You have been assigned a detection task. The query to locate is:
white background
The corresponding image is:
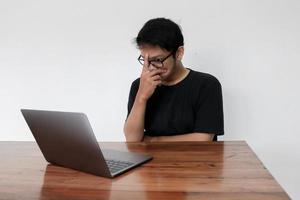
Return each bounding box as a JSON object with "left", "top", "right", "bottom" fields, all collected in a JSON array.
[{"left": 1, "top": 0, "right": 299, "bottom": 198}]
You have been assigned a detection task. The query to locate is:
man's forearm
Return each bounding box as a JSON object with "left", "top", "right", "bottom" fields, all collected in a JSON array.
[
  {"left": 124, "top": 95, "right": 147, "bottom": 142},
  {"left": 144, "top": 133, "right": 215, "bottom": 142}
]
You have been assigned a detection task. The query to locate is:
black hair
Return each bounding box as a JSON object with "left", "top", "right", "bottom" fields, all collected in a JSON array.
[{"left": 135, "top": 18, "right": 184, "bottom": 55}]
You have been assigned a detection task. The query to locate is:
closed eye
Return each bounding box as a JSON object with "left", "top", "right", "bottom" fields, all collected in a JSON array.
[{"left": 150, "top": 58, "right": 163, "bottom": 62}]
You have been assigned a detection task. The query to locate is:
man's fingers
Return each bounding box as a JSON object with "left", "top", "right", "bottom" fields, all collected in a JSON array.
[
  {"left": 150, "top": 75, "right": 161, "bottom": 81},
  {"left": 149, "top": 68, "right": 165, "bottom": 76},
  {"left": 143, "top": 54, "right": 149, "bottom": 69},
  {"left": 153, "top": 80, "right": 162, "bottom": 86},
  {"left": 142, "top": 65, "right": 148, "bottom": 72}
]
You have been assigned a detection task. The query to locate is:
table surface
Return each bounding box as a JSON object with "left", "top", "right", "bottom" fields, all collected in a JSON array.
[{"left": 0, "top": 141, "right": 290, "bottom": 200}]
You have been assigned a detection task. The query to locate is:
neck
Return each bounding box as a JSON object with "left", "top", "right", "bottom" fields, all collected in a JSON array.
[{"left": 162, "top": 62, "right": 189, "bottom": 86}]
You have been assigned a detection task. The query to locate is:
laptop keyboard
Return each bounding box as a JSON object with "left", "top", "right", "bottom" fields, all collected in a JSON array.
[{"left": 105, "top": 159, "right": 134, "bottom": 174}]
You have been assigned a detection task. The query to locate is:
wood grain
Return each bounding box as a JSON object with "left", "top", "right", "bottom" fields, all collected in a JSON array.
[{"left": 0, "top": 141, "right": 290, "bottom": 200}]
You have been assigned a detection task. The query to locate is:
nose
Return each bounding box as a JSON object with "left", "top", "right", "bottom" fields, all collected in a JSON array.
[{"left": 148, "top": 64, "right": 158, "bottom": 71}]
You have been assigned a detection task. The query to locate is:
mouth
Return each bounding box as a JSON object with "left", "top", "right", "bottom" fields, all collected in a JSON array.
[{"left": 161, "top": 69, "right": 168, "bottom": 75}]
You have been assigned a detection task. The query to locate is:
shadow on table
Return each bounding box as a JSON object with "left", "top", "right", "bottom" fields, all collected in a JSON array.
[{"left": 39, "top": 164, "right": 112, "bottom": 200}]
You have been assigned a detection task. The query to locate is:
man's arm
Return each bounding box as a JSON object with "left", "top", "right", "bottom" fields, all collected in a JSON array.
[
  {"left": 124, "top": 55, "right": 165, "bottom": 142},
  {"left": 144, "top": 133, "right": 215, "bottom": 142},
  {"left": 124, "top": 96, "right": 147, "bottom": 142}
]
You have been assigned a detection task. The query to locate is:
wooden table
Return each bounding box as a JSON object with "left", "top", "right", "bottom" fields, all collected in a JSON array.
[{"left": 0, "top": 141, "right": 290, "bottom": 200}]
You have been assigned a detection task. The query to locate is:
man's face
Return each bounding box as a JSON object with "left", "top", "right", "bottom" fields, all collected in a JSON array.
[{"left": 139, "top": 44, "right": 176, "bottom": 81}]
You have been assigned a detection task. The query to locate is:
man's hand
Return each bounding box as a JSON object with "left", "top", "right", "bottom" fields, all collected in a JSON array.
[
  {"left": 143, "top": 135, "right": 158, "bottom": 142},
  {"left": 143, "top": 133, "right": 215, "bottom": 142},
  {"left": 136, "top": 54, "right": 167, "bottom": 101}
]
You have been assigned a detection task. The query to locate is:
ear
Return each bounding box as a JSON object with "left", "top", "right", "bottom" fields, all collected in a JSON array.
[{"left": 176, "top": 46, "right": 184, "bottom": 61}]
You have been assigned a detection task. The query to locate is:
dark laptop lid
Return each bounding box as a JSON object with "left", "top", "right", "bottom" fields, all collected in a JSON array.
[{"left": 21, "top": 109, "right": 112, "bottom": 177}]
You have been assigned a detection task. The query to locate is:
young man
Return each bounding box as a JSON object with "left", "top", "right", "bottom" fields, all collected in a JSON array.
[{"left": 124, "top": 18, "right": 224, "bottom": 142}]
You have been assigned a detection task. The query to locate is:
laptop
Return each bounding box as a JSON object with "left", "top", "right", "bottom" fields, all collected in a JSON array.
[{"left": 21, "top": 109, "right": 152, "bottom": 178}]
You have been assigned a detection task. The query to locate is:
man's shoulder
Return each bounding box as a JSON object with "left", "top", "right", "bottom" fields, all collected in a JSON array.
[
  {"left": 130, "top": 78, "right": 140, "bottom": 90},
  {"left": 189, "top": 69, "right": 221, "bottom": 87}
]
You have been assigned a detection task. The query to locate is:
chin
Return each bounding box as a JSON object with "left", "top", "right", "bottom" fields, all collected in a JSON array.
[
  {"left": 161, "top": 69, "right": 169, "bottom": 76},
  {"left": 160, "top": 73, "right": 169, "bottom": 80}
]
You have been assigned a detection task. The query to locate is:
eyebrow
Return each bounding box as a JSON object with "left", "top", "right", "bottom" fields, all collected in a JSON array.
[{"left": 141, "top": 55, "right": 164, "bottom": 60}]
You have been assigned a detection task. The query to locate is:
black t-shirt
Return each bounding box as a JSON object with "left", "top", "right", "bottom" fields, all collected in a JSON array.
[{"left": 126, "top": 68, "right": 224, "bottom": 141}]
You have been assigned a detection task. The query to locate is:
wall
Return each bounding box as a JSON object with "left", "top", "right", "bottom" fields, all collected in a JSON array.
[{"left": 1, "top": 0, "right": 299, "bottom": 198}]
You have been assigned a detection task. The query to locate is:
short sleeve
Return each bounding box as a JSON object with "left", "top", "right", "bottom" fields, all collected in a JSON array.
[
  {"left": 126, "top": 79, "right": 140, "bottom": 119},
  {"left": 193, "top": 78, "right": 224, "bottom": 136}
]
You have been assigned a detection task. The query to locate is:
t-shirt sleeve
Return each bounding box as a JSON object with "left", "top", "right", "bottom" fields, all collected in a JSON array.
[
  {"left": 126, "top": 79, "right": 139, "bottom": 120},
  {"left": 193, "top": 78, "right": 224, "bottom": 136}
]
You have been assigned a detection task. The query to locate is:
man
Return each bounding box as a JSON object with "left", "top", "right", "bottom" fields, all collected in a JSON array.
[{"left": 124, "top": 18, "right": 224, "bottom": 142}]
